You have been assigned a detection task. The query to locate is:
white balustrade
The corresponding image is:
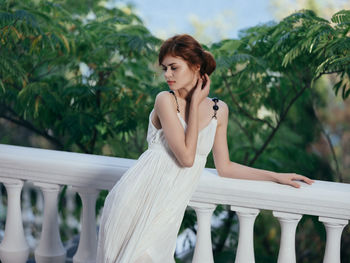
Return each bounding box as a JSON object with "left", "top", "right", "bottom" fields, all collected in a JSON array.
[
  {"left": 72, "top": 187, "right": 99, "bottom": 263},
  {"left": 33, "top": 182, "right": 66, "bottom": 263},
  {"left": 0, "top": 178, "right": 29, "bottom": 263},
  {"left": 230, "top": 206, "right": 260, "bottom": 263},
  {"left": 0, "top": 144, "right": 349, "bottom": 262},
  {"left": 189, "top": 201, "right": 216, "bottom": 263},
  {"left": 319, "top": 217, "right": 348, "bottom": 263},
  {"left": 273, "top": 211, "right": 302, "bottom": 263}
]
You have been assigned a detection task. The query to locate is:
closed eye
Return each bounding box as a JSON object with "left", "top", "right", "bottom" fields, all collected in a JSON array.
[{"left": 161, "top": 67, "right": 177, "bottom": 71}]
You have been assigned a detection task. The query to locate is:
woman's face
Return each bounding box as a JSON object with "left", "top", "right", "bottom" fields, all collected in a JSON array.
[{"left": 161, "top": 55, "right": 200, "bottom": 91}]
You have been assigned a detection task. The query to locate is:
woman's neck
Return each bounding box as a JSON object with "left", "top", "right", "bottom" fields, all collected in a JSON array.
[{"left": 177, "top": 87, "right": 193, "bottom": 102}]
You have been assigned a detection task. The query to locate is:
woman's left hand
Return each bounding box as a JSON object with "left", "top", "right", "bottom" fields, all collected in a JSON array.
[{"left": 274, "top": 173, "right": 314, "bottom": 188}]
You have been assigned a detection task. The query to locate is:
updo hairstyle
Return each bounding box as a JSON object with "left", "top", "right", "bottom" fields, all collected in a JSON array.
[{"left": 158, "top": 34, "right": 216, "bottom": 76}]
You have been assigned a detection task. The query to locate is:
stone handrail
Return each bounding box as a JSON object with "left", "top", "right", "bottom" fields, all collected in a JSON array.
[{"left": 0, "top": 143, "right": 349, "bottom": 263}]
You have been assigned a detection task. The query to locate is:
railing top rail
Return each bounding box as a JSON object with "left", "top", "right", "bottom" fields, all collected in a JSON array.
[{"left": 1, "top": 143, "right": 349, "bottom": 220}]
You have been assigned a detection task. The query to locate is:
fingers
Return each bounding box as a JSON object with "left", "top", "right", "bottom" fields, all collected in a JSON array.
[
  {"left": 303, "top": 177, "right": 314, "bottom": 185},
  {"left": 202, "top": 74, "right": 210, "bottom": 92},
  {"left": 280, "top": 173, "right": 314, "bottom": 188},
  {"left": 294, "top": 174, "right": 315, "bottom": 185},
  {"left": 290, "top": 181, "right": 301, "bottom": 188},
  {"left": 195, "top": 77, "right": 203, "bottom": 90},
  {"left": 205, "top": 74, "right": 211, "bottom": 87},
  {"left": 195, "top": 74, "right": 210, "bottom": 93}
]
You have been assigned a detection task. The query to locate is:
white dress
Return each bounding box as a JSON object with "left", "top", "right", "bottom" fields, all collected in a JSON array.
[{"left": 96, "top": 102, "right": 218, "bottom": 263}]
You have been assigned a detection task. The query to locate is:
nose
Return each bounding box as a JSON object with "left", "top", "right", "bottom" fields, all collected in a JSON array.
[{"left": 164, "top": 67, "right": 172, "bottom": 78}]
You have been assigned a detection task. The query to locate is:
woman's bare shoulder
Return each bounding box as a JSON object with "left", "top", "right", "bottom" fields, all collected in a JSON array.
[
  {"left": 218, "top": 99, "right": 228, "bottom": 113},
  {"left": 154, "top": 91, "right": 176, "bottom": 116},
  {"left": 155, "top": 90, "right": 172, "bottom": 103},
  {"left": 154, "top": 91, "right": 175, "bottom": 113}
]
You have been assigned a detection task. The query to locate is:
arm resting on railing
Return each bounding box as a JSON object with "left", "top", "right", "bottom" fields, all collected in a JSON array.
[
  {"left": 217, "top": 161, "right": 313, "bottom": 188},
  {"left": 211, "top": 101, "right": 314, "bottom": 188}
]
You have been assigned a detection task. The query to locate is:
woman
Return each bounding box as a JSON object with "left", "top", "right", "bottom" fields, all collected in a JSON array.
[{"left": 96, "top": 34, "right": 314, "bottom": 263}]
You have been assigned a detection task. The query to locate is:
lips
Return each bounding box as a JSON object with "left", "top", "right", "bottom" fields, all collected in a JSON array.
[{"left": 167, "top": 81, "right": 175, "bottom": 85}]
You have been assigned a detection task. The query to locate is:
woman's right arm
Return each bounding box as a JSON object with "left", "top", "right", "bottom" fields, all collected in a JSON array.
[{"left": 154, "top": 76, "right": 210, "bottom": 167}]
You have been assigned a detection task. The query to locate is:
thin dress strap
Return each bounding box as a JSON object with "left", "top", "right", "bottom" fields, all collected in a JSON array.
[
  {"left": 211, "top": 97, "right": 219, "bottom": 119},
  {"left": 169, "top": 90, "right": 180, "bottom": 113},
  {"left": 169, "top": 90, "right": 219, "bottom": 118}
]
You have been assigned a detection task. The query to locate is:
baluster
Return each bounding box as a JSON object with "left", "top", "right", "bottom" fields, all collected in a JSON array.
[
  {"left": 0, "top": 178, "right": 29, "bottom": 263},
  {"left": 319, "top": 217, "right": 348, "bottom": 263},
  {"left": 72, "top": 187, "right": 99, "bottom": 263},
  {"left": 273, "top": 211, "right": 302, "bottom": 263},
  {"left": 189, "top": 201, "right": 216, "bottom": 263},
  {"left": 33, "top": 182, "right": 66, "bottom": 263},
  {"left": 231, "top": 206, "right": 260, "bottom": 263}
]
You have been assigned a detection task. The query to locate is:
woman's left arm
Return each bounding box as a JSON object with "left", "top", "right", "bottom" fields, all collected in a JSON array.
[{"left": 212, "top": 100, "right": 314, "bottom": 188}]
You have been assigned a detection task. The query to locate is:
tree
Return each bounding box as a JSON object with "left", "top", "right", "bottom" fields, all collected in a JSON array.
[
  {"left": 0, "top": 0, "right": 163, "bottom": 252},
  {"left": 0, "top": 0, "right": 161, "bottom": 156},
  {"left": 203, "top": 9, "right": 349, "bottom": 262}
]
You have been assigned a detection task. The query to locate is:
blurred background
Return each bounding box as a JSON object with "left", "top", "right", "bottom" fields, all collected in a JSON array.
[
  {"left": 0, "top": 0, "right": 349, "bottom": 262},
  {"left": 125, "top": 0, "right": 350, "bottom": 41}
]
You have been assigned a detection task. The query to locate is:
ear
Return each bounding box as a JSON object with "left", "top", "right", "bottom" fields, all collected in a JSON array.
[
  {"left": 192, "top": 64, "right": 200, "bottom": 78},
  {"left": 195, "top": 64, "right": 200, "bottom": 72}
]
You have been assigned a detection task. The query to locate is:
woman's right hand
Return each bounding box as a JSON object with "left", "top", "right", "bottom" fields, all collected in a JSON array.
[{"left": 191, "top": 74, "right": 210, "bottom": 107}]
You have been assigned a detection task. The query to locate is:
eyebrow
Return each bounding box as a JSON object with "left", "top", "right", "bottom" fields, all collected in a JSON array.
[{"left": 161, "top": 63, "right": 177, "bottom": 67}]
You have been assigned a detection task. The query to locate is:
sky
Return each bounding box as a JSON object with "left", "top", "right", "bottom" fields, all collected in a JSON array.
[
  {"left": 113, "top": 0, "right": 350, "bottom": 44},
  {"left": 124, "top": 0, "right": 273, "bottom": 43}
]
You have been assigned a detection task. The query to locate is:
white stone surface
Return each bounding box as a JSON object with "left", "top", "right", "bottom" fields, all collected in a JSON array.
[
  {"left": 0, "top": 178, "right": 29, "bottom": 263},
  {"left": 319, "top": 217, "right": 348, "bottom": 263},
  {"left": 231, "top": 206, "right": 260, "bottom": 263},
  {"left": 0, "top": 143, "right": 350, "bottom": 262},
  {"left": 72, "top": 187, "right": 99, "bottom": 263},
  {"left": 273, "top": 211, "right": 302, "bottom": 263},
  {"left": 189, "top": 201, "right": 216, "bottom": 263},
  {"left": 33, "top": 182, "right": 66, "bottom": 263}
]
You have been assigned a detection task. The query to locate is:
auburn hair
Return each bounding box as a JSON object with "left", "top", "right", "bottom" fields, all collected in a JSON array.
[{"left": 158, "top": 34, "right": 216, "bottom": 76}]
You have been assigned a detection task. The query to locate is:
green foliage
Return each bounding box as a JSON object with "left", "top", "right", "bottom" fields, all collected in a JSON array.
[
  {"left": 275, "top": 9, "right": 350, "bottom": 99},
  {"left": 204, "top": 9, "right": 349, "bottom": 262},
  {"left": 0, "top": 0, "right": 162, "bottom": 155}
]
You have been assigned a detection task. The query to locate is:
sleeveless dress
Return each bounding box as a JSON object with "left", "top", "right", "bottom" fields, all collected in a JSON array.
[{"left": 96, "top": 98, "right": 218, "bottom": 263}]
